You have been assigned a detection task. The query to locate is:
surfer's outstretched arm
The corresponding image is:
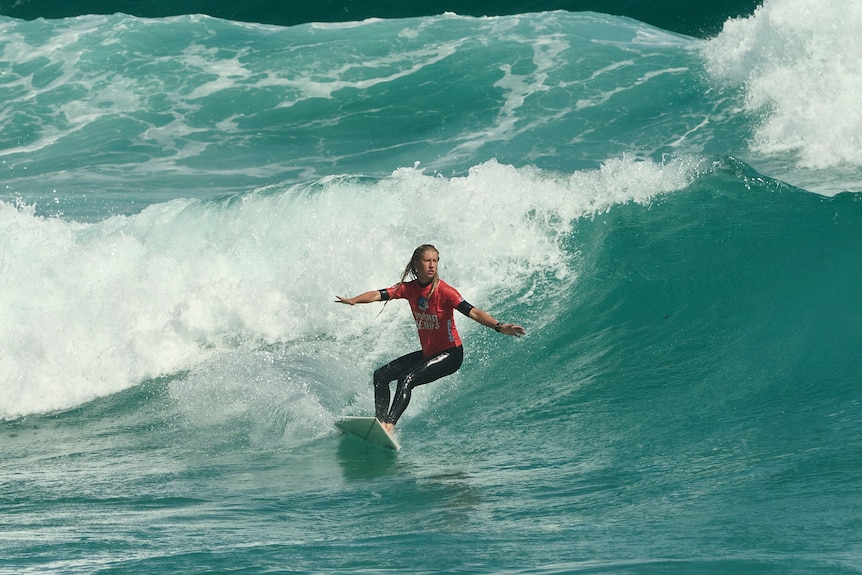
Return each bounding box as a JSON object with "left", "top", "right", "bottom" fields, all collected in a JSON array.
[
  {"left": 467, "top": 306, "right": 526, "bottom": 337},
  {"left": 335, "top": 290, "right": 382, "bottom": 305}
]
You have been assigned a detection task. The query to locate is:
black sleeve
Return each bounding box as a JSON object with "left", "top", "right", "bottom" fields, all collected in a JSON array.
[
  {"left": 456, "top": 300, "right": 474, "bottom": 316},
  {"left": 379, "top": 289, "right": 390, "bottom": 301}
]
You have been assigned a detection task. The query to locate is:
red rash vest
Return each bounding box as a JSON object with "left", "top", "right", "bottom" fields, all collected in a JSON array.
[{"left": 384, "top": 279, "right": 465, "bottom": 357}]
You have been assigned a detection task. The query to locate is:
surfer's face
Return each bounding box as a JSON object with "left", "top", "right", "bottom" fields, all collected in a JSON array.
[{"left": 414, "top": 250, "right": 438, "bottom": 283}]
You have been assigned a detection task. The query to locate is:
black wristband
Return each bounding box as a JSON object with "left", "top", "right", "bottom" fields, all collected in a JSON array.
[{"left": 494, "top": 322, "right": 503, "bottom": 332}]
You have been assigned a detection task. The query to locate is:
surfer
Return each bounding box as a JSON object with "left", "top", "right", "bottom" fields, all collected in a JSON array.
[{"left": 335, "top": 244, "right": 525, "bottom": 434}]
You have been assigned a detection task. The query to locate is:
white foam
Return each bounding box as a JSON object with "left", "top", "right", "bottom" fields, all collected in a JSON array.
[
  {"left": 703, "top": 0, "right": 862, "bottom": 173},
  {"left": 0, "top": 156, "right": 702, "bottom": 419}
]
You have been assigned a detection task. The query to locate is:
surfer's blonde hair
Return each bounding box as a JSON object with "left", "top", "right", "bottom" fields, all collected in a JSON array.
[
  {"left": 399, "top": 244, "right": 440, "bottom": 298},
  {"left": 377, "top": 244, "right": 440, "bottom": 319}
]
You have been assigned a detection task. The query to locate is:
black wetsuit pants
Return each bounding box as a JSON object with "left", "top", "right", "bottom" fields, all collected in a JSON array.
[{"left": 374, "top": 345, "right": 464, "bottom": 425}]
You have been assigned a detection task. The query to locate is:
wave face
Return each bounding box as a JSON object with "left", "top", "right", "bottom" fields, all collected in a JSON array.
[{"left": 2, "top": 3, "right": 862, "bottom": 574}]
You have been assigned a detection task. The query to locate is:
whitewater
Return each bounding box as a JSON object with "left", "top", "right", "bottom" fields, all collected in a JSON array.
[{"left": 2, "top": 0, "right": 861, "bottom": 573}]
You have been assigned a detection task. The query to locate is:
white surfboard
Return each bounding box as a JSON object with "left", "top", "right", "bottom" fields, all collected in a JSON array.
[{"left": 335, "top": 416, "right": 400, "bottom": 452}]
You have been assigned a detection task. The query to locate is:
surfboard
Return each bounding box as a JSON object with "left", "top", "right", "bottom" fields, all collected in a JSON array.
[{"left": 334, "top": 416, "right": 400, "bottom": 452}]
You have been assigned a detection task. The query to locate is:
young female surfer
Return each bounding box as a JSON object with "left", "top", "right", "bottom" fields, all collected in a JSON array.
[{"left": 335, "top": 244, "right": 526, "bottom": 434}]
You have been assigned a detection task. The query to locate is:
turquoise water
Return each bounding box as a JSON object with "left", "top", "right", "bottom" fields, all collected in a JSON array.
[{"left": 2, "top": 1, "right": 862, "bottom": 573}]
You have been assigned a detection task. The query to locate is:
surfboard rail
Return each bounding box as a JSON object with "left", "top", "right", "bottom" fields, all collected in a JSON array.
[{"left": 335, "top": 416, "right": 400, "bottom": 451}]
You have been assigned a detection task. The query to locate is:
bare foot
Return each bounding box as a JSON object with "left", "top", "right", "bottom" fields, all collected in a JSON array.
[{"left": 379, "top": 421, "right": 395, "bottom": 435}]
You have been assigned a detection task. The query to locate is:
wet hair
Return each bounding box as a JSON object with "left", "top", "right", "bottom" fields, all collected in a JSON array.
[
  {"left": 378, "top": 244, "right": 440, "bottom": 318},
  {"left": 398, "top": 244, "right": 440, "bottom": 298}
]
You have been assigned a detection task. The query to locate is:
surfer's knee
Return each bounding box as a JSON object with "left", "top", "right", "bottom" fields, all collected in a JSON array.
[
  {"left": 394, "top": 377, "right": 413, "bottom": 400},
  {"left": 373, "top": 367, "right": 392, "bottom": 389}
]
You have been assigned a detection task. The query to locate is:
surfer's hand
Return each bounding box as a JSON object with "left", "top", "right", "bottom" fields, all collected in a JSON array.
[
  {"left": 335, "top": 291, "right": 381, "bottom": 305},
  {"left": 500, "top": 323, "right": 526, "bottom": 337}
]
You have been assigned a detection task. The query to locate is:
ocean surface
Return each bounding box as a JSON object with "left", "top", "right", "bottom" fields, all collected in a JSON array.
[{"left": 2, "top": 0, "right": 862, "bottom": 573}]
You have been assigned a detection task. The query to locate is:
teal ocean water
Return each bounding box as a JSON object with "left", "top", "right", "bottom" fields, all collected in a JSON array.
[{"left": 2, "top": 0, "right": 862, "bottom": 573}]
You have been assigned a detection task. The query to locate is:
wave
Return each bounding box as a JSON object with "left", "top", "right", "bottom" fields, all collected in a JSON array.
[
  {"left": 5, "top": 155, "right": 861, "bottom": 426},
  {"left": 3, "top": 2, "right": 860, "bottom": 202},
  {"left": 0, "top": 10, "right": 736, "bottom": 221},
  {"left": 2, "top": 1, "right": 861, "bottom": 424},
  {"left": 0, "top": 0, "right": 762, "bottom": 38},
  {"left": 0, "top": 156, "right": 702, "bottom": 419}
]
